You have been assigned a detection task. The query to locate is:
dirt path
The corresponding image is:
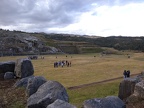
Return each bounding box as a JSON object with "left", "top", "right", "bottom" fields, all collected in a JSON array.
[{"left": 67, "top": 73, "right": 140, "bottom": 90}]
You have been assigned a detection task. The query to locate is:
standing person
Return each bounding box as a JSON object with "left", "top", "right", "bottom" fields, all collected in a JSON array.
[
  {"left": 67, "top": 62, "right": 69, "bottom": 67},
  {"left": 61, "top": 62, "right": 64, "bottom": 67},
  {"left": 127, "top": 70, "right": 130, "bottom": 77},
  {"left": 123, "top": 70, "right": 127, "bottom": 78}
]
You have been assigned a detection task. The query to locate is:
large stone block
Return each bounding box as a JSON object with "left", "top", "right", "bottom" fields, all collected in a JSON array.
[
  {"left": 27, "top": 80, "right": 69, "bottom": 108},
  {"left": 118, "top": 78, "right": 138, "bottom": 100},
  {"left": 47, "top": 99, "right": 77, "bottom": 108},
  {"left": 82, "top": 96, "right": 125, "bottom": 108},
  {"left": 14, "top": 58, "right": 34, "bottom": 78},
  {"left": 0, "top": 61, "right": 15, "bottom": 74},
  {"left": 4, "top": 72, "right": 14, "bottom": 79},
  {"left": 26, "top": 76, "right": 47, "bottom": 97},
  {"left": 14, "top": 75, "right": 34, "bottom": 88}
]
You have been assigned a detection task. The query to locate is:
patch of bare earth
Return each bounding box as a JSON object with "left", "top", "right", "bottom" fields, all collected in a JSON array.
[{"left": 0, "top": 78, "right": 27, "bottom": 108}]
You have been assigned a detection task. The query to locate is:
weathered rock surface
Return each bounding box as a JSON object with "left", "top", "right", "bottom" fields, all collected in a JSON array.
[
  {"left": 118, "top": 78, "right": 138, "bottom": 100},
  {"left": 0, "top": 73, "right": 5, "bottom": 79},
  {"left": 14, "top": 58, "right": 34, "bottom": 78},
  {"left": 118, "top": 73, "right": 144, "bottom": 108},
  {"left": 26, "top": 76, "right": 47, "bottom": 97},
  {"left": 126, "top": 80, "right": 144, "bottom": 108},
  {"left": 47, "top": 99, "right": 77, "bottom": 108},
  {"left": 27, "top": 80, "right": 69, "bottom": 108},
  {"left": 0, "top": 29, "right": 61, "bottom": 56},
  {"left": 133, "top": 80, "right": 144, "bottom": 99},
  {"left": 0, "top": 61, "right": 15, "bottom": 74},
  {"left": 82, "top": 96, "right": 125, "bottom": 108},
  {"left": 14, "top": 75, "right": 34, "bottom": 88},
  {"left": 4, "top": 72, "right": 14, "bottom": 79}
]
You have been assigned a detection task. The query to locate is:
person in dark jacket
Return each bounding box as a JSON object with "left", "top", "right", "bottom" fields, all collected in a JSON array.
[
  {"left": 123, "top": 70, "right": 127, "bottom": 78},
  {"left": 127, "top": 70, "right": 130, "bottom": 77}
]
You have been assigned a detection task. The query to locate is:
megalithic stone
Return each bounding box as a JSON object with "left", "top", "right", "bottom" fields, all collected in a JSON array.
[{"left": 14, "top": 58, "right": 34, "bottom": 78}]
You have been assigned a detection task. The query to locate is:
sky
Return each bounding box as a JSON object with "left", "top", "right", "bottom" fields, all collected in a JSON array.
[{"left": 0, "top": 0, "right": 144, "bottom": 37}]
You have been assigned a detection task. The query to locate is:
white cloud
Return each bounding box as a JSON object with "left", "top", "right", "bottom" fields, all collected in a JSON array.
[
  {"left": 0, "top": 0, "right": 144, "bottom": 36},
  {"left": 50, "top": 2, "right": 144, "bottom": 36}
]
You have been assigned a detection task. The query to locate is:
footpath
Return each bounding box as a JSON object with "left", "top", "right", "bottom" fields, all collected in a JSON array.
[{"left": 68, "top": 73, "right": 140, "bottom": 90}]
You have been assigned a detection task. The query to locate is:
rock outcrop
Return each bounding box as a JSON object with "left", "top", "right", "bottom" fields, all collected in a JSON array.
[{"left": 0, "top": 29, "right": 61, "bottom": 56}]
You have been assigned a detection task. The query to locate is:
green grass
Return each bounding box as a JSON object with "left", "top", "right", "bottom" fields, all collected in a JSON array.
[
  {"left": 68, "top": 80, "right": 121, "bottom": 108},
  {"left": 81, "top": 47, "right": 104, "bottom": 53},
  {"left": 0, "top": 52, "right": 144, "bottom": 107}
]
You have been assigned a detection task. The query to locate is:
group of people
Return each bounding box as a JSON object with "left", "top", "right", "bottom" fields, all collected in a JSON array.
[
  {"left": 123, "top": 70, "right": 130, "bottom": 78},
  {"left": 54, "top": 60, "right": 71, "bottom": 68}
]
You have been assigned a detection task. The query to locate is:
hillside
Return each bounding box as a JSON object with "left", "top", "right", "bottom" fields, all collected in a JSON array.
[
  {"left": 36, "top": 32, "right": 144, "bottom": 52},
  {"left": 93, "top": 36, "right": 144, "bottom": 51},
  {"left": 0, "top": 29, "right": 61, "bottom": 56},
  {"left": 1, "top": 29, "right": 144, "bottom": 56},
  {"left": 0, "top": 29, "right": 103, "bottom": 55}
]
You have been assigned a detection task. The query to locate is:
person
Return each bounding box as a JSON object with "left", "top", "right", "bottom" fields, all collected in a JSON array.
[
  {"left": 67, "top": 62, "right": 69, "bottom": 67},
  {"left": 69, "top": 61, "right": 71, "bottom": 67},
  {"left": 54, "top": 62, "right": 56, "bottom": 68},
  {"left": 61, "top": 62, "right": 64, "bottom": 67},
  {"left": 127, "top": 70, "right": 130, "bottom": 77},
  {"left": 123, "top": 70, "right": 127, "bottom": 78}
]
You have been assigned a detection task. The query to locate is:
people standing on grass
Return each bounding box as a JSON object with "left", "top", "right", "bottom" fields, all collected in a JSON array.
[
  {"left": 54, "top": 60, "right": 71, "bottom": 68},
  {"left": 123, "top": 70, "right": 131, "bottom": 78}
]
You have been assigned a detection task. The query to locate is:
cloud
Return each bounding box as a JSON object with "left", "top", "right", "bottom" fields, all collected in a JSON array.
[
  {"left": 0, "top": 0, "right": 144, "bottom": 36},
  {"left": 0, "top": 0, "right": 94, "bottom": 28}
]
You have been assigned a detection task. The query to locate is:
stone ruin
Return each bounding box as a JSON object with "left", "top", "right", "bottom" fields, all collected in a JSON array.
[
  {"left": 0, "top": 58, "right": 76, "bottom": 108},
  {"left": 118, "top": 72, "right": 144, "bottom": 108},
  {"left": 1, "top": 58, "right": 144, "bottom": 108}
]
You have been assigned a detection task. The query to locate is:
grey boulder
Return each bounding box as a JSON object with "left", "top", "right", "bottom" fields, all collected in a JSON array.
[
  {"left": 26, "top": 76, "right": 47, "bottom": 97},
  {"left": 4, "top": 72, "right": 14, "bottom": 79},
  {"left": 82, "top": 96, "right": 125, "bottom": 108},
  {"left": 14, "top": 75, "right": 34, "bottom": 88},
  {"left": 27, "top": 80, "right": 69, "bottom": 108},
  {"left": 47, "top": 99, "right": 77, "bottom": 108},
  {"left": 14, "top": 58, "right": 34, "bottom": 78},
  {"left": 0, "top": 61, "right": 15, "bottom": 78}
]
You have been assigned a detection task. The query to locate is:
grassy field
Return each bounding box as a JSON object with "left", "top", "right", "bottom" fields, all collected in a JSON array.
[{"left": 0, "top": 52, "right": 144, "bottom": 107}]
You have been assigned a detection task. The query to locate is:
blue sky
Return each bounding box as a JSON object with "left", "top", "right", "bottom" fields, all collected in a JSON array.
[{"left": 0, "top": 0, "right": 144, "bottom": 36}]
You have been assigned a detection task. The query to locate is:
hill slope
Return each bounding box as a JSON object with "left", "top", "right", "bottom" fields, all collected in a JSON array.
[{"left": 1, "top": 29, "right": 144, "bottom": 56}]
